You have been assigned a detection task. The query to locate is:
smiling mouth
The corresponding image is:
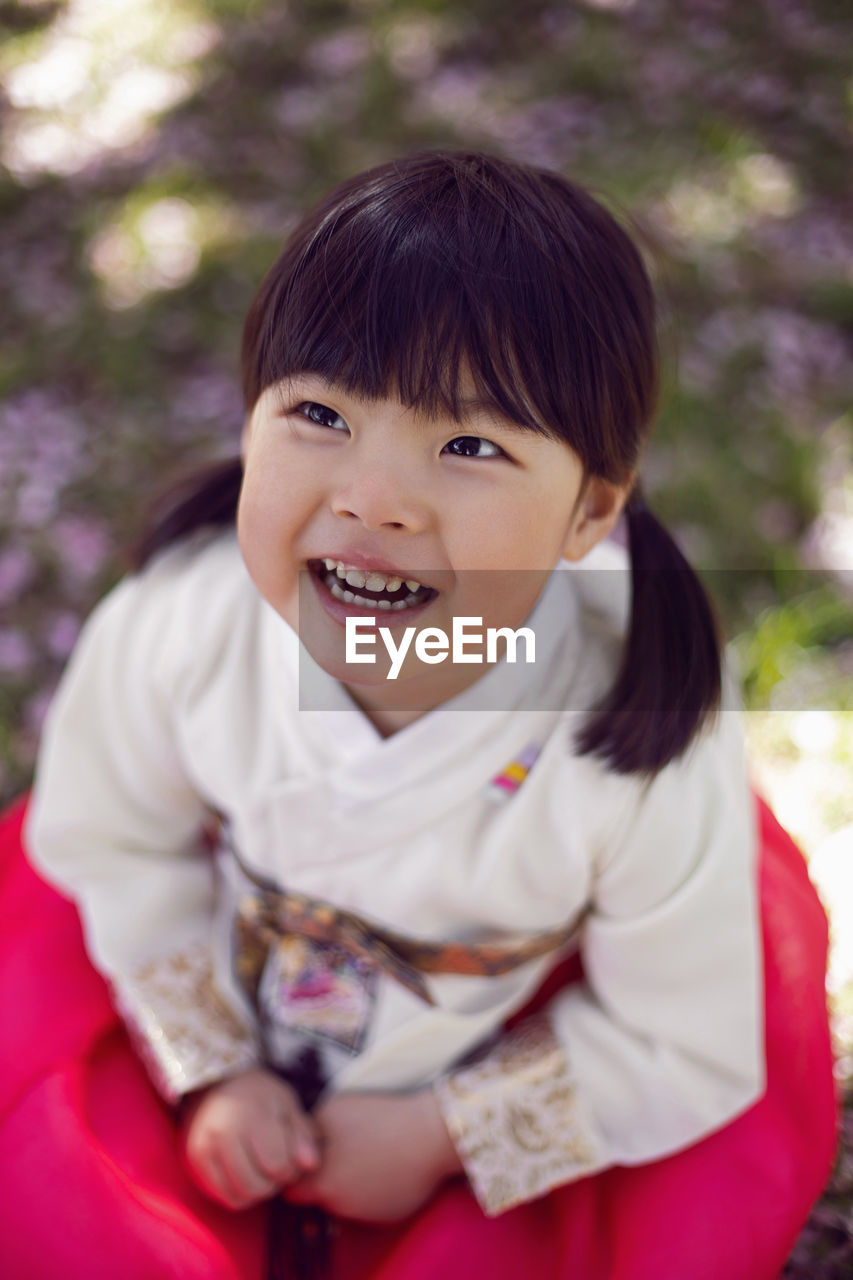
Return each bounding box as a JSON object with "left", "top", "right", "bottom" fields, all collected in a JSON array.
[{"left": 308, "top": 559, "right": 436, "bottom": 612}]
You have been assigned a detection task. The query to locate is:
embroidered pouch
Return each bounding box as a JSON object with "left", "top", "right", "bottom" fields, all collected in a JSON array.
[{"left": 256, "top": 933, "right": 377, "bottom": 1054}]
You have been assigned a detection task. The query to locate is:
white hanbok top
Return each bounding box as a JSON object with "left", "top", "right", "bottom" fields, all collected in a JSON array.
[{"left": 25, "top": 528, "right": 764, "bottom": 1215}]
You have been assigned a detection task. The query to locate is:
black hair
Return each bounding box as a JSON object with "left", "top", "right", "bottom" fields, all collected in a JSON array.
[{"left": 127, "top": 150, "right": 722, "bottom": 777}]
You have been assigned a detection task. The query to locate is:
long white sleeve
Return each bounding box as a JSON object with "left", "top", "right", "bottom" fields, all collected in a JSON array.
[
  {"left": 435, "top": 706, "right": 764, "bottom": 1215},
  {"left": 24, "top": 549, "right": 260, "bottom": 1102}
]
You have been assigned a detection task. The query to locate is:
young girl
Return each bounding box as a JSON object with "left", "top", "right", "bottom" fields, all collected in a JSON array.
[{"left": 2, "top": 151, "right": 837, "bottom": 1280}]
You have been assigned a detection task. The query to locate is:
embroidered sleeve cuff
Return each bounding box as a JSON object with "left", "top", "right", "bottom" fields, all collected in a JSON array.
[
  {"left": 434, "top": 1012, "right": 604, "bottom": 1215},
  {"left": 112, "top": 939, "right": 261, "bottom": 1104}
]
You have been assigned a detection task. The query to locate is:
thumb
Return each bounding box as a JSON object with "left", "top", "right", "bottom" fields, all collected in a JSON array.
[{"left": 291, "top": 1112, "right": 322, "bottom": 1170}]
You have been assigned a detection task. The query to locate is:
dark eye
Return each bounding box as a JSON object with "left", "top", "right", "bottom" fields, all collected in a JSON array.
[
  {"left": 299, "top": 401, "right": 348, "bottom": 431},
  {"left": 442, "top": 436, "right": 504, "bottom": 459}
]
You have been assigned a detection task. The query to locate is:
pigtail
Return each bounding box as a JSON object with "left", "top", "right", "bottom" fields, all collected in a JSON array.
[
  {"left": 574, "top": 487, "right": 723, "bottom": 777},
  {"left": 123, "top": 456, "right": 243, "bottom": 573}
]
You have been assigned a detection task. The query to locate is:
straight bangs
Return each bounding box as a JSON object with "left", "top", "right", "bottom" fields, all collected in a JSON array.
[
  {"left": 136, "top": 152, "right": 717, "bottom": 777},
  {"left": 241, "top": 153, "right": 658, "bottom": 481}
]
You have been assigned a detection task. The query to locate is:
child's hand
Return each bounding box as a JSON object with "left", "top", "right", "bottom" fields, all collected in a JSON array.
[
  {"left": 180, "top": 1068, "right": 321, "bottom": 1210},
  {"left": 283, "top": 1089, "right": 463, "bottom": 1223}
]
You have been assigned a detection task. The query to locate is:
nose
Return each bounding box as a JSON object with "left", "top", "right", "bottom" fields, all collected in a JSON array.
[{"left": 330, "top": 449, "right": 429, "bottom": 533}]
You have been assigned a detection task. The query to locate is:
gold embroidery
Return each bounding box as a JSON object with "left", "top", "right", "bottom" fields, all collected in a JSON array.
[
  {"left": 434, "top": 1013, "right": 602, "bottom": 1216},
  {"left": 114, "top": 940, "right": 259, "bottom": 1103},
  {"left": 506, "top": 1103, "right": 551, "bottom": 1153}
]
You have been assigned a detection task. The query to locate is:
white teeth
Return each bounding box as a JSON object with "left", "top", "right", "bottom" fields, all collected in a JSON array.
[
  {"left": 326, "top": 575, "right": 424, "bottom": 611},
  {"left": 323, "top": 561, "right": 424, "bottom": 593},
  {"left": 322, "top": 561, "right": 428, "bottom": 602}
]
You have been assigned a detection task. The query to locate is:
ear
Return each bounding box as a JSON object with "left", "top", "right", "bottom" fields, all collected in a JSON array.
[{"left": 562, "top": 475, "right": 632, "bottom": 563}]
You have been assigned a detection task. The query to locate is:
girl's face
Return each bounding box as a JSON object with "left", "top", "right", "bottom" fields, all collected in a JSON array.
[{"left": 238, "top": 375, "right": 629, "bottom": 731}]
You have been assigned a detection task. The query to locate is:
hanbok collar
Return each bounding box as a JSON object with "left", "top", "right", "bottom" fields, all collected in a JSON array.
[{"left": 243, "top": 565, "right": 587, "bottom": 875}]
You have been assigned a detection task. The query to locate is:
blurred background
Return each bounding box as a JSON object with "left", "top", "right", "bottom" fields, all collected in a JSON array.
[{"left": 0, "top": 0, "right": 851, "bottom": 1269}]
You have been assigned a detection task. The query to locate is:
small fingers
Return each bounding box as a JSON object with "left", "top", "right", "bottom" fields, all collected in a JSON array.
[
  {"left": 181, "top": 1075, "right": 322, "bottom": 1210},
  {"left": 188, "top": 1148, "right": 257, "bottom": 1211},
  {"left": 223, "top": 1136, "right": 281, "bottom": 1206},
  {"left": 185, "top": 1134, "right": 277, "bottom": 1210},
  {"left": 290, "top": 1109, "right": 322, "bottom": 1171},
  {"left": 250, "top": 1112, "right": 320, "bottom": 1184}
]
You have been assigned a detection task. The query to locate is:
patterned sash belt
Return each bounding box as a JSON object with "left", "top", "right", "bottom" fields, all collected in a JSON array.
[{"left": 230, "top": 843, "right": 586, "bottom": 1055}]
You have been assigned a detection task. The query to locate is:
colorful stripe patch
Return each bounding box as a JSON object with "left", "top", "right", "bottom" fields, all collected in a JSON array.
[{"left": 489, "top": 744, "right": 541, "bottom": 798}]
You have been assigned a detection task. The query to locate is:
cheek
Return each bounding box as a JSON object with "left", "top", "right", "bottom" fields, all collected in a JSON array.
[
  {"left": 237, "top": 464, "right": 271, "bottom": 543},
  {"left": 453, "top": 501, "right": 567, "bottom": 571},
  {"left": 238, "top": 446, "right": 299, "bottom": 535},
  {"left": 236, "top": 469, "right": 297, "bottom": 597}
]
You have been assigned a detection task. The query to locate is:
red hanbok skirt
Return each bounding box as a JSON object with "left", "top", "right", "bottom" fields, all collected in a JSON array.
[{"left": 0, "top": 791, "right": 838, "bottom": 1280}]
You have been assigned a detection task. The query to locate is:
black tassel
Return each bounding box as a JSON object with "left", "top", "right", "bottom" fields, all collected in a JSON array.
[
  {"left": 267, "top": 1046, "right": 335, "bottom": 1280},
  {"left": 269, "top": 1201, "right": 335, "bottom": 1280}
]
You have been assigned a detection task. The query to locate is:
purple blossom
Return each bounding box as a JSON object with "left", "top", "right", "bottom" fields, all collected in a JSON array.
[
  {"left": 0, "top": 390, "right": 85, "bottom": 459},
  {"left": 0, "top": 629, "right": 33, "bottom": 675},
  {"left": 692, "top": 307, "right": 850, "bottom": 402},
  {"left": 0, "top": 545, "right": 36, "bottom": 606},
  {"left": 0, "top": 390, "right": 88, "bottom": 516},
  {"left": 43, "top": 611, "right": 81, "bottom": 660},
  {"left": 753, "top": 209, "right": 853, "bottom": 279},
  {"left": 680, "top": 347, "right": 716, "bottom": 394},
  {"left": 15, "top": 251, "right": 79, "bottom": 327},
  {"left": 500, "top": 97, "right": 605, "bottom": 169},
  {"left": 151, "top": 118, "right": 212, "bottom": 167},
  {"left": 737, "top": 72, "right": 788, "bottom": 113},
  {"left": 682, "top": 17, "right": 729, "bottom": 52},
  {"left": 16, "top": 479, "right": 60, "bottom": 527},
  {"left": 694, "top": 307, "right": 749, "bottom": 359},
  {"left": 0, "top": 241, "right": 77, "bottom": 328},
  {"left": 635, "top": 49, "right": 694, "bottom": 101},
  {"left": 408, "top": 66, "right": 499, "bottom": 132},
  {"left": 538, "top": 9, "right": 582, "bottom": 47},
  {"left": 759, "top": 309, "right": 850, "bottom": 400},
  {"left": 274, "top": 87, "right": 329, "bottom": 130},
  {"left": 305, "top": 31, "right": 371, "bottom": 76},
  {"left": 49, "top": 515, "right": 111, "bottom": 584},
  {"left": 171, "top": 370, "right": 244, "bottom": 428}
]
